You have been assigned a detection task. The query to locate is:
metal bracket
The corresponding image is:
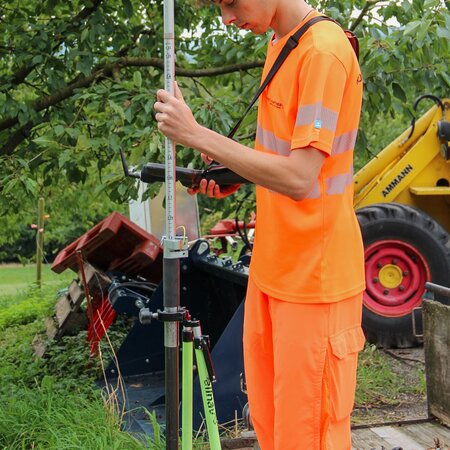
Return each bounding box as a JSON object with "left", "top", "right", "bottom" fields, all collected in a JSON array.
[
  {"left": 163, "top": 236, "right": 188, "bottom": 259},
  {"left": 194, "top": 335, "right": 216, "bottom": 382},
  {"left": 411, "top": 306, "right": 423, "bottom": 338}
]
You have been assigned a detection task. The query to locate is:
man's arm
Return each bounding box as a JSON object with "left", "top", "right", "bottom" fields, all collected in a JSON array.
[{"left": 154, "top": 84, "right": 325, "bottom": 201}]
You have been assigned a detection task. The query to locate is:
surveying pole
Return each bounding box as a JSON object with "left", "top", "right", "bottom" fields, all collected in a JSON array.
[{"left": 162, "top": 0, "right": 186, "bottom": 449}]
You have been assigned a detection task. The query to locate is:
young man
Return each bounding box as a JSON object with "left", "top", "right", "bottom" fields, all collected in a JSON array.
[{"left": 154, "top": 0, "right": 366, "bottom": 448}]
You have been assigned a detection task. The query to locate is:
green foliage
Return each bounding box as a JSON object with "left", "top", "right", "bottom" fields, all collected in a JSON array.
[
  {"left": 0, "top": 286, "right": 55, "bottom": 330},
  {"left": 0, "top": 177, "right": 126, "bottom": 262},
  {"left": 0, "top": 0, "right": 450, "bottom": 221}
]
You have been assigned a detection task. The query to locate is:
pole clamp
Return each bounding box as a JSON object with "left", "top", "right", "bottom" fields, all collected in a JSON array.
[
  {"left": 162, "top": 236, "right": 188, "bottom": 259},
  {"left": 157, "top": 307, "right": 187, "bottom": 323}
]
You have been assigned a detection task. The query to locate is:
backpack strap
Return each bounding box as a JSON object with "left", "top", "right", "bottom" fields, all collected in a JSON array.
[{"left": 226, "top": 16, "right": 358, "bottom": 140}]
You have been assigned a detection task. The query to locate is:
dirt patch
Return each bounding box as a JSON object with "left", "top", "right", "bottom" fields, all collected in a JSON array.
[{"left": 352, "top": 347, "right": 428, "bottom": 426}]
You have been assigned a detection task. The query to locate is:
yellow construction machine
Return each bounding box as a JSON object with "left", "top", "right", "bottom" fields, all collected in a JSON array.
[{"left": 354, "top": 95, "right": 450, "bottom": 347}]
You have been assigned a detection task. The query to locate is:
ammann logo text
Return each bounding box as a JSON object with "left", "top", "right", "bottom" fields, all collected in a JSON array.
[{"left": 382, "top": 164, "right": 413, "bottom": 197}]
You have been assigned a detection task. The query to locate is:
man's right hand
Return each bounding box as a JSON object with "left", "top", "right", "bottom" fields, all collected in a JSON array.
[
  {"left": 188, "top": 178, "right": 240, "bottom": 198},
  {"left": 187, "top": 153, "right": 240, "bottom": 198}
]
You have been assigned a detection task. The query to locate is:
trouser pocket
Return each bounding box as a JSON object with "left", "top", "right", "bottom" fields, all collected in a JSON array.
[{"left": 328, "top": 326, "right": 365, "bottom": 422}]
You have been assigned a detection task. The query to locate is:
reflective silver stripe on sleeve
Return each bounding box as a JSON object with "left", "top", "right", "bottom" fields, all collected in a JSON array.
[
  {"left": 256, "top": 125, "right": 291, "bottom": 156},
  {"left": 295, "top": 102, "right": 338, "bottom": 132},
  {"left": 303, "top": 166, "right": 354, "bottom": 200},
  {"left": 326, "top": 169, "right": 353, "bottom": 195},
  {"left": 331, "top": 129, "right": 358, "bottom": 155}
]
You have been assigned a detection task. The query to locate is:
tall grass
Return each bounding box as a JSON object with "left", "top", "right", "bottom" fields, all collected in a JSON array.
[{"left": 0, "top": 377, "right": 155, "bottom": 450}]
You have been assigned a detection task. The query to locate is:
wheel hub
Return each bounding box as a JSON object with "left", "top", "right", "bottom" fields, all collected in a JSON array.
[
  {"left": 378, "top": 264, "right": 403, "bottom": 289},
  {"left": 364, "top": 240, "right": 430, "bottom": 317}
]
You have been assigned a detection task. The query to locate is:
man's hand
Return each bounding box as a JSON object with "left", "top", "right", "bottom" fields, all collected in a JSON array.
[
  {"left": 187, "top": 152, "right": 240, "bottom": 198},
  {"left": 154, "top": 82, "right": 202, "bottom": 148},
  {"left": 188, "top": 178, "right": 240, "bottom": 198}
]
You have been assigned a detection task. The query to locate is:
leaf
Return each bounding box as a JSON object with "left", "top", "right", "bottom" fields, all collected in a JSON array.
[
  {"left": 403, "top": 20, "right": 421, "bottom": 36},
  {"left": 76, "top": 134, "right": 90, "bottom": 149},
  {"left": 58, "top": 150, "right": 72, "bottom": 167},
  {"left": 65, "top": 128, "right": 81, "bottom": 139},
  {"left": 125, "top": 107, "right": 132, "bottom": 123},
  {"left": 440, "top": 72, "right": 450, "bottom": 88},
  {"left": 392, "top": 83, "right": 407, "bottom": 103},
  {"left": 133, "top": 70, "right": 142, "bottom": 89},
  {"left": 436, "top": 26, "right": 450, "bottom": 40},
  {"left": 32, "top": 55, "right": 43, "bottom": 64},
  {"left": 54, "top": 125, "right": 65, "bottom": 136},
  {"left": 22, "top": 177, "right": 38, "bottom": 195},
  {"left": 3, "top": 179, "right": 18, "bottom": 195},
  {"left": 417, "top": 19, "right": 432, "bottom": 41},
  {"left": 122, "top": 0, "right": 133, "bottom": 18},
  {"left": 33, "top": 136, "right": 58, "bottom": 147},
  {"left": 424, "top": 0, "right": 440, "bottom": 8},
  {"left": 80, "top": 27, "right": 89, "bottom": 43},
  {"left": 108, "top": 100, "right": 125, "bottom": 121}
]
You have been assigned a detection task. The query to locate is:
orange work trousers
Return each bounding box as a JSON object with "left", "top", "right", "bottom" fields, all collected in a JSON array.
[{"left": 243, "top": 277, "right": 365, "bottom": 450}]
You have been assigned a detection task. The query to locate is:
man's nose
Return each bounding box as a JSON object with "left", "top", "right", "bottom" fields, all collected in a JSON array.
[{"left": 221, "top": 8, "right": 237, "bottom": 26}]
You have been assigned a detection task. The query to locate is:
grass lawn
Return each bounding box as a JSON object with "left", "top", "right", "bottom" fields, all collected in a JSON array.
[{"left": 0, "top": 264, "right": 72, "bottom": 298}]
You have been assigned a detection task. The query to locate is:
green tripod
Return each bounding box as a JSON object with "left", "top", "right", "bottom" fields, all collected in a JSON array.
[{"left": 181, "top": 314, "right": 222, "bottom": 450}]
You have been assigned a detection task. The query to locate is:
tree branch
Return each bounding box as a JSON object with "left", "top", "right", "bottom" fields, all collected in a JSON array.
[
  {"left": 72, "top": 0, "right": 103, "bottom": 23},
  {"left": 350, "top": 0, "right": 384, "bottom": 31},
  {"left": 0, "top": 57, "right": 264, "bottom": 133},
  {"left": 1, "top": 121, "right": 36, "bottom": 156}
]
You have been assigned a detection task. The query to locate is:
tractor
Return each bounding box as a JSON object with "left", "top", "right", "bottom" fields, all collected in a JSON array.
[{"left": 354, "top": 95, "right": 450, "bottom": 348}]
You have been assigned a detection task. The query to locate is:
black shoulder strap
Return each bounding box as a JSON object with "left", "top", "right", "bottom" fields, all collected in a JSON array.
[{"left": 227, "top": 16, "right": 336, "bottom": 140}]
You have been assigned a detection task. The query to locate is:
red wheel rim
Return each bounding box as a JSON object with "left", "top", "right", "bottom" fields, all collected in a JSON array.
[{"left": 364, "top": 240, "right": 430, "bottom": 317}]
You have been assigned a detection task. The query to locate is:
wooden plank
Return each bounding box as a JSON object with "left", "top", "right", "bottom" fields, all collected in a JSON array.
[
  {"left": 423, "top": 300, "right": 450, "bottom": 426},
  {"left": 401, "top": 422, "right": 450, "bottom": 448},
  {"left": 398, "top": 423, "right": 436, "bottom": 447},
  {"left": 352, "top": 422, "right": 450, "bottom": 449},
  {"left": 68, "top": 279, "right": 84, "bottom": 309},
  {"left": 371, "top": 425, "right": 425, "bottom": 449},
  {"left": 352, "top": 427, "right": 392, "bottom": 448},
  {"left": 55, "top": 294, "right": 73, "bottom": 326},
  {"left": 430, "top": 405, "right": 450, "bottom": 428},
  {"left": 32, "top": 334, "right": 47, "bottom": 358},
  {"left": 78, "top": 263, "right": 111, "bottom": 292},
  {"left": 45, "top": 317, "right": 58, "bottom": 339},
  {"left": 426, "top": 422, "right": 450, "bottom": 442}
]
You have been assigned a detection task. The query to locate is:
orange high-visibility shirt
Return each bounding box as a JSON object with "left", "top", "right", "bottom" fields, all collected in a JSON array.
[{"left": 250, "top": 12, "right": 365, "bottom": 303}]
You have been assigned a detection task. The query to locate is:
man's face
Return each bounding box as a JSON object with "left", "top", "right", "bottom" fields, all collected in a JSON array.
[{"left": 214, "top": 0, "right": 275, "bottom": 35}]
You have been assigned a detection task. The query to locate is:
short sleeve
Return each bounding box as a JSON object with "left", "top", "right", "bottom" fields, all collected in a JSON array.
[{"left": 291, "top": 51, "right": 348, "bottom": 155}]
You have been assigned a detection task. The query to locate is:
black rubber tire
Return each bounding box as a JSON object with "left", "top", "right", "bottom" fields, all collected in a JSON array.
[{"left": 356, "top": 203, "right": 450, "bottom": 348}]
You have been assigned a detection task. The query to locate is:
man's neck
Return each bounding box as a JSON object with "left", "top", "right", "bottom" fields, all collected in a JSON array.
[{"left": 271, "top": 0, "right": 313, "bottom": 39}]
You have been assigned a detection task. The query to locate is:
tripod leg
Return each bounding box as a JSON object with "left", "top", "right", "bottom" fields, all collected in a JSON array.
[
  {"left": 194, "top": 339, "right": 222, "bottom": 450},
  {"left": 182, "top": 327, "right": 193, "bottom": 450}
]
